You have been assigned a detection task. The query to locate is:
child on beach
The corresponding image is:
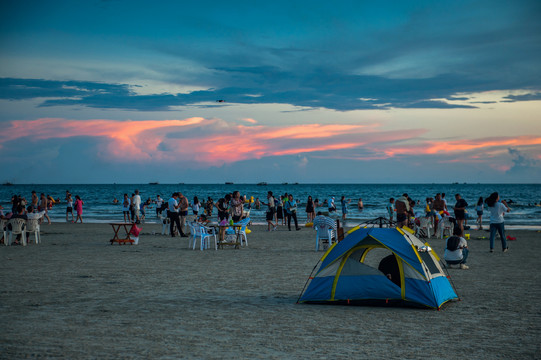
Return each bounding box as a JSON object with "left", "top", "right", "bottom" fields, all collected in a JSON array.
[
  {"left": 74, "top": 195, "right": 84, "bottom": 223},
  {"left": 476, "top": 197, "right": 484, "bottom": 230},
  {"left": 386, "top": 198, "right": 395, "bottom": 222},
  {"left": 66, "top": 193, "right": 74, "bottom": 222}
]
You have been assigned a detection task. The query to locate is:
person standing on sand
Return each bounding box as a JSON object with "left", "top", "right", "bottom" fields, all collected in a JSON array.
[
  {"left": 305, "top": 195, "right": 315, "bottom": 223},
  {"left": 261, "top": 191, "right": 276, "bottom": 231},
  {"left": 191, "top": 196, "right": 201, "bottom": 216},
  {"left": 73, "top": 195, "right": 84, "bottom": 223},
  {"left": 395, "top": 194, "right": 410, "bottom": 228},
  {"left": 122, "top": 194, "right": 131, "bottom": 222},
  {"left": 230, "top": 191, "right": 244, "bottom": 223},
  {"left": 155, "top": 195, "right": 164, "bottom": 217},
  {"left": 486, "top": 192, "right": 511, "bottom": 253},
  {"left": 177, "top": 192, "right": 189, "bottom": 235},
  {"left": 168, "top": 192, "right": 186, "bottom": 237},
  {"left": 285, "top": 194, "right": 301, "bottom": 231},
  {"left": 476, "top": 197, "right": 484, "bottom": 230},
  {"left": 133, "top": 190, "right": 142, "bottom": 224},
  {"left": 276, "top": 195, "right": 285, "bottom": 226},
  {"left": 453, "top": 194, "right": 468, "bottom": 236},
  {"left": 205, "top": 197, "right": 214, "bottom": 217}
]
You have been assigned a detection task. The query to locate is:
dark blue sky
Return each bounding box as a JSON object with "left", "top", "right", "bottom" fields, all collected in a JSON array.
[{"left": 0, "top": 0, "right": 540, "bottom": 183}]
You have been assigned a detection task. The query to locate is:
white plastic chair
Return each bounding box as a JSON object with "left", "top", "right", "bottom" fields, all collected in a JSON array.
[
  {"left": 26, "top": 219, "right": 41, "bottom": 244},
  {"left": 415, "top": 216, "right": 433, "bottom": 239},
  {"left": 1, "top": 219, "right": 8, "bottom": 246},
  {"left": 187, "top": 222, "right": 199, "bottom": 249},
  {"left": 198, "top": 225, "right": 217, "bottom": 250},
  {"left": 313, "top": 216, "right": 336, "bottom": 251},
  {"left": 160, "top": 215, "right": 170, "bottom": 235},
  {"left": 438, "top": 217, "right": 453, "bottom": 239},
  {"left": 6, "top": 218, "right": 27, "bottom": 246}
]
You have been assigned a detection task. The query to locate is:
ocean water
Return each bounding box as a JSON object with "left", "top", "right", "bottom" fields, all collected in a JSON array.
[{"left": 1, "top": 183, "right": 540, "bottom": 228}]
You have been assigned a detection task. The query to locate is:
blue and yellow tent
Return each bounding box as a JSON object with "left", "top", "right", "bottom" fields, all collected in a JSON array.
[{"left": 298, "top": 227, "right": 458, "bottom": 309}]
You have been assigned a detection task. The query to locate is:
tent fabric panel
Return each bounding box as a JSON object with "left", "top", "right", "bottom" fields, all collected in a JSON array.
[
  {"left": 319, "top": 228, "right": 372, "bottom": 269},
  {"left": 339, "top": 257, "right": 383, "bottom": 277},
  {"left": 402, "top": 260, "right": 427, "bottom": 281},
  {"left": 429, "top": 275, "right": 458, "bottom": 306},
  {"left": 334, "top": 275, "right": 402, "bottom": 300},
  {"left": 404, "top": 278, "right": 438, "bottom": 308},
  {"left": 371, "top": 230, "right": 427, "bottom": 275},
  {"left": 299, "top": 277, "right": 335, "bottom": 302}
]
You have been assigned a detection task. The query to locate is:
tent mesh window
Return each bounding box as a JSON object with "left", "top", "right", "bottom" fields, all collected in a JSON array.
[{"left": 418, "top": 251, "right": 440, "bottom": 275}]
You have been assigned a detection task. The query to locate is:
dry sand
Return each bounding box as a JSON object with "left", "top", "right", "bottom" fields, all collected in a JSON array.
[{"left": 1, "top": 222, "right": 540, "bottom": 359}]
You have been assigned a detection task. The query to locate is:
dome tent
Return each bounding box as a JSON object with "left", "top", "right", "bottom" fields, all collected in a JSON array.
[{"left": 297, "top": 227, "right": 458, "bottom": 309}]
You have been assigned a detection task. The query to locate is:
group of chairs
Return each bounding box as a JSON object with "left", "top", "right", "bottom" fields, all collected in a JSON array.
[
  {"left": 414, "top": 216, "right": 453, "bottom": 239},
  {"left": 1, "top": 218, "right": 42, "bottom": 246},
  {"left": 187, "top": 218, "right": 250, "bottom": 251}
]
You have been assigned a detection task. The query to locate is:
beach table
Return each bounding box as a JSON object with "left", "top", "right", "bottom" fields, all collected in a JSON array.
[
  {"left": 109, "top": 222, "right": 135, "bottom": 245},
  {"left": 217, "top": 224, "right": 242, "bottom": 249}
]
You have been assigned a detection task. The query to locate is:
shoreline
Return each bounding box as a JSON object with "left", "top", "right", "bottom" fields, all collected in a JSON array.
[{"left": 40, "top": 217, "right": 541, "bottom": 231}]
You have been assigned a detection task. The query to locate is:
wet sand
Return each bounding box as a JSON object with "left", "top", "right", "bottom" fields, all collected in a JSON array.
[{"left": 1, "top": 223, "right": 540, "bottom": 359}]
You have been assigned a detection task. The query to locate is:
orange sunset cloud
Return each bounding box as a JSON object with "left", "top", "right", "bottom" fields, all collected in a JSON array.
[{"left": 1, "top": 118, "right": 539, "bottom": 166}]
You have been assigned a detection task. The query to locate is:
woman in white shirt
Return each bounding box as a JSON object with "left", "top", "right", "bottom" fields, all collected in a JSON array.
[{"left": 485, "top": 192, "right": 511, "bottom": 253}]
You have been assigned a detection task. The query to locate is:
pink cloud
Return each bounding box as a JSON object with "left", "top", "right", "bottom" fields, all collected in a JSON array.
[{"left": 1, "top": 117, "right": 539, "bottom": 167}]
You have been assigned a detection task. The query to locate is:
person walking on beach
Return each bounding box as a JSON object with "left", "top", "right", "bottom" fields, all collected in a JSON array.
[
  {"left": 285, "top": 194, "right": 301, "bottom": 231},
  {"left": 66, "top": 193, "right": 74, "bottom": 222},
  {"left": 73, "top": 195, "right": 84, "bottom": 223},
  {"left": 486, "top": 192, "right": 511, "bottom": 253},
  {"left": 444, "top": 226, "right": 469, "bottom": 269},
  {"left": 305, "top": 195, "right": 315, "bottom": 223},
  {"left": 39, "top": 193, "right": 51, "bottom": 225},
  {"left": 262, "top": 191, "right": 276, "bottom": 231},
  {"left": 341, "top": 196, "right": 351, "bottom": 221},
  {"left": 476, "top": 197, "right": 484, "bottom": 230},
  {"left": 453, "top": 194, "right": 468, "bottom": 236}
]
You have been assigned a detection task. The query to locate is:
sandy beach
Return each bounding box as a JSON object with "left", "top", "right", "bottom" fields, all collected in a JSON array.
[{"left": 1, "top": 222, "right": 540, "bottom": 359}]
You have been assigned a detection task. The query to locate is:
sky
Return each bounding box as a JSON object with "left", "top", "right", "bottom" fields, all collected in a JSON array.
[{"left": 1, "top": 0, "right": 540, "bottom": 184}]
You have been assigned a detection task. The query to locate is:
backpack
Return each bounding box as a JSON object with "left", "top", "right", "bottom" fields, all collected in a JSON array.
[{"left": 446, "top": 236, "right": 461, "bottom": 251}]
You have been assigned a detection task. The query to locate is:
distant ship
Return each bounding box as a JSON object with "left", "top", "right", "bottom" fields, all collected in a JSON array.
[
  {"left": 257, "top": 182, "right": 268, "bottom": 186},
  {"left": 2, "top": 182, "right": 14, "bottom": 186},
  {"left": 149, "top": 182, "right": 159, "bottom": 185},
  {"left": 225, "top": 182, "right": 234, "bottom": 185}
]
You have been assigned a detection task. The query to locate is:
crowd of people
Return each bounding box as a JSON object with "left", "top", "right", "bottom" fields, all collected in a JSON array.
[
  {"left": 2, "top": 187, "right": 514, "bottom": 269},
  {"left": 386, "top": 191, "right": 513, "bottom": 270}
]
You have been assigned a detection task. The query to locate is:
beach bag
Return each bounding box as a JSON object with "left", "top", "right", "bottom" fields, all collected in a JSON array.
[
  {"left": 129, "top": 225, "right": 142, "bottom": 237},
  {"left": 447, "top": 236, "right": 460, "bottom": 251}
]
